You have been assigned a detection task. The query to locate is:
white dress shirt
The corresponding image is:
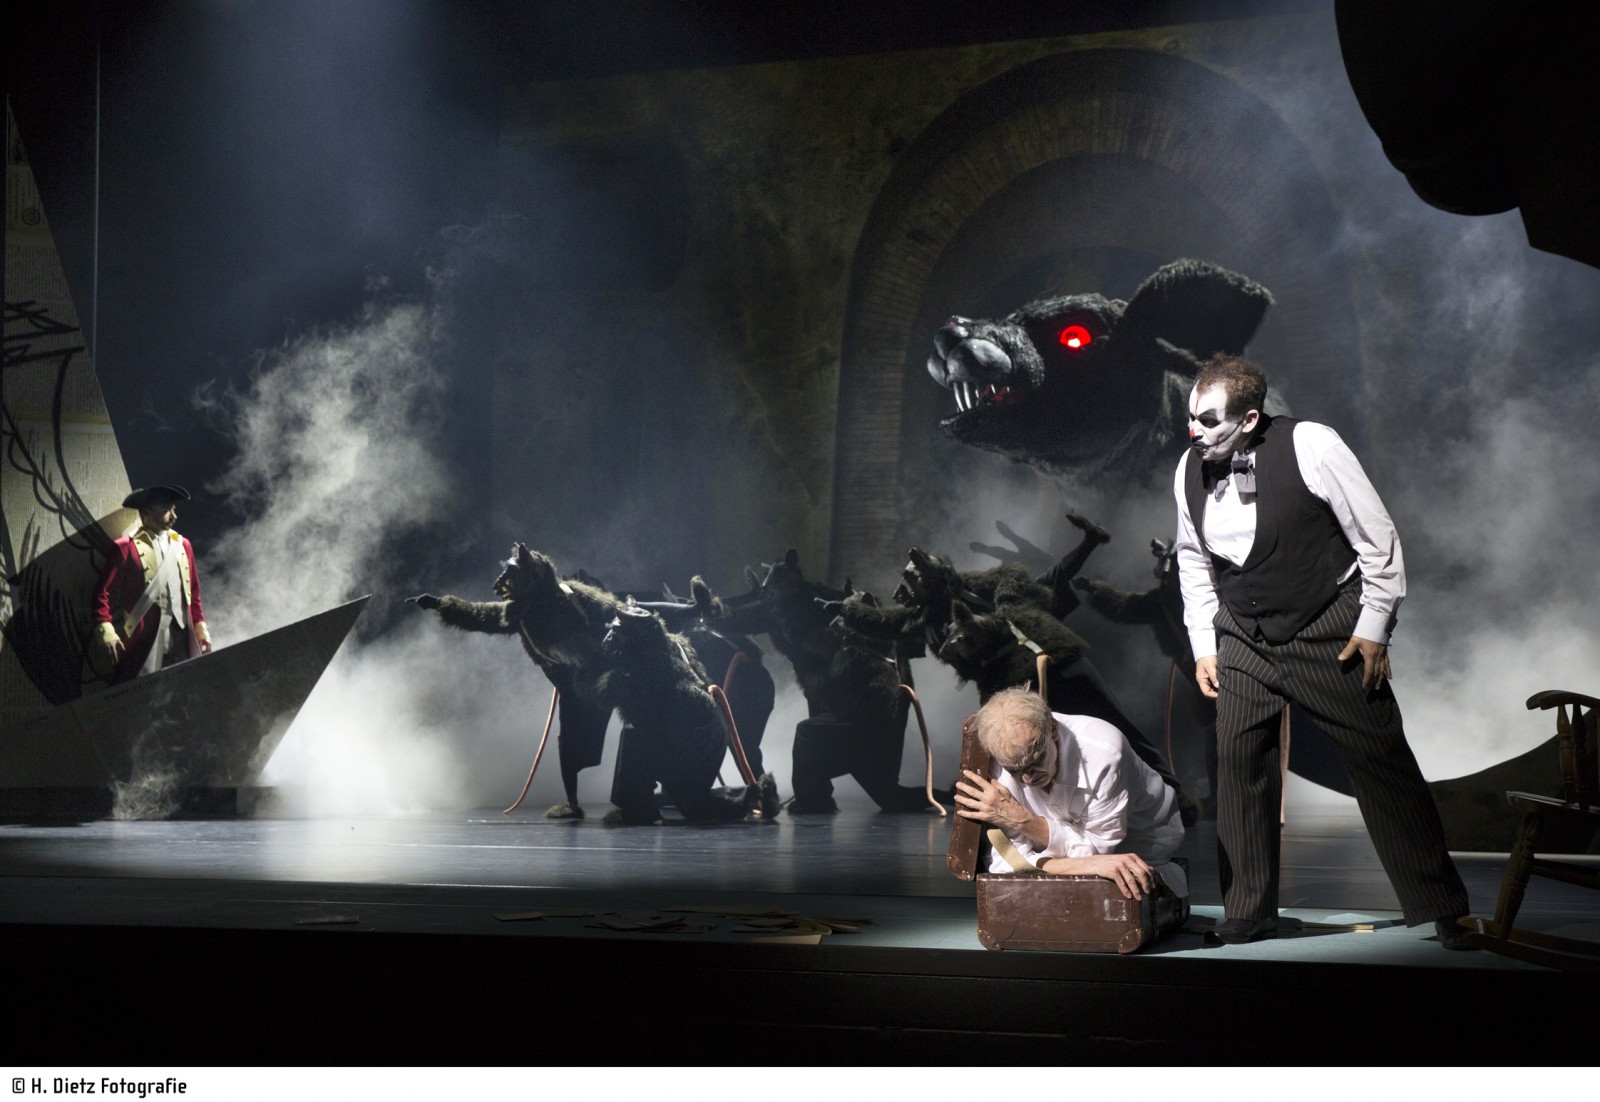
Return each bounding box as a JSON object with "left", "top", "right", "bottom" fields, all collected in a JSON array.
[
  {"left": 1172, "top": 420, "right": 1405, "bottom": 659},
  {"left": 986, "top": 712, "right": 1188, "bottom": 896}
]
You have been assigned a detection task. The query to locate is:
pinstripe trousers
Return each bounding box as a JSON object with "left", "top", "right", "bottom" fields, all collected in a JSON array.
[{"left": 1213, "top": 579, "right": 1469, "bottom": 925}]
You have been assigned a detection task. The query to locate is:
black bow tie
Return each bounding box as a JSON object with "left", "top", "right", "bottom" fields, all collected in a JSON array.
[
  {"left": 1204, "top": 451, "right": 1256, "bottom": 498},
  {"left": 1230, "top": 451, "right": 1256, "bottom": 494}
]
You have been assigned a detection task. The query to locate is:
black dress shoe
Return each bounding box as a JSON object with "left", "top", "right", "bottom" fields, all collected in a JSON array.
[
  {"left": 1205, "top": 916, "right": 1279, "bottom": 945},
  {"left": 1434, "top": 914, "right": 1477, "bottom": 950}
]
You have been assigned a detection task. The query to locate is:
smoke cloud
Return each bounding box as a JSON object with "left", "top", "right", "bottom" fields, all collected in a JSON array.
[
  {"left": 187, "top": 268, "right": 813, "bottom": 817},
  {"left": 200, "top": 291, "right": 450, "bottom": 640},
  {"left": 192, "top": 280, "right": 562, "bottom": 815}
]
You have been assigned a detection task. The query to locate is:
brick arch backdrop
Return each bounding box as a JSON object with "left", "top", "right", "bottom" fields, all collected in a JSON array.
[{"left": 829, "top": 47, "right": 1360, "bottom": 582}]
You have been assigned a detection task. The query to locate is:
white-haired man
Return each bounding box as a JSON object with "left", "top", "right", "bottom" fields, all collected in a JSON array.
[{"left": 955, "top": 686, "right": 1188, "bottom": 902}]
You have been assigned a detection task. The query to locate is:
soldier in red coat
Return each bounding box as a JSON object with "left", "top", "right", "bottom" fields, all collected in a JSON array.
[{"left": 92, "top": 486, "right": 212, "bottom": 683}]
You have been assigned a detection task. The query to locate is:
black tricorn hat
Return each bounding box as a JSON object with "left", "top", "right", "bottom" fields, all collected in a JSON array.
[{"left": 122, "top": 485, "right": 191, "bottom": 510}]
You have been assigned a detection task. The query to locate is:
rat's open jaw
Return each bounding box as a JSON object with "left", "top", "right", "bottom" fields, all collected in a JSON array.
[
  {"left": 948, "top": 379, "right": 1022, "bottom": 413},
  {"left": 928, "top": 321, "right": 1031, "bottom": 415}
]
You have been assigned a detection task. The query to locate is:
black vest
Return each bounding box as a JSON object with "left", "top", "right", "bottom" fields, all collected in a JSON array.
[{"left": 1183, "top": 415, "right": 1356, "bottom": 644}]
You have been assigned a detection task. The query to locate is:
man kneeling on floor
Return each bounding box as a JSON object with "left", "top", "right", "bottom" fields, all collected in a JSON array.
[{"left": 955, "top": 687, "right": 1188, "bottom": 903}]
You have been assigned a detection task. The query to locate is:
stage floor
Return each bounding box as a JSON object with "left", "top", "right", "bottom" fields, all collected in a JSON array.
[{"left": 4, "top": 803, "right": 1595, "bottom": 1063}]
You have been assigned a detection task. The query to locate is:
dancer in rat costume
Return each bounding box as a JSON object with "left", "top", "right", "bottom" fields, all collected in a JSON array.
[
  {"left": 609, "top": 575, "right": 777, "bottom": 777},
  {"left": 592, "top": 600, "right": 779, "bottom": 824},
  {"left": 708, "top": 551, "right": 935, "bottom": 813},
  {"left": 410, "top": 543, "right": 616, "bottom": 819}
]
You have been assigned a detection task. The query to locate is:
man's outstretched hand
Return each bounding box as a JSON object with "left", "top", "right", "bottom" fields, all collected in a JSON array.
[{"left": 407, "top": 593, "right": 441, "bottom": 610}]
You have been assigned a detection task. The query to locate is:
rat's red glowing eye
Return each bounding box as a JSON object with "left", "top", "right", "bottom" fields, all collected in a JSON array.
[{"left": 1058, "top": 324, "right": 1092, "bottom": 350}]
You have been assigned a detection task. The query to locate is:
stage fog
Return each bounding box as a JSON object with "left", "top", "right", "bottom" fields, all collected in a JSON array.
[{"left": 9, "top": 2, "right": 1598, "bottom": 816}]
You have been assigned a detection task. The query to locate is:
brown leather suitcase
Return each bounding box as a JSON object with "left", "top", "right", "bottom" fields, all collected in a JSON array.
[{"left": 947, "top": 713, "right": 1188, "bottom": 953}]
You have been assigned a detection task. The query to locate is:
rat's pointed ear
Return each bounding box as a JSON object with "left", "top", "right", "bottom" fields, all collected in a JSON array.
[{"left": 1119, "top": 259, "right": 1273, "bottom": 361}]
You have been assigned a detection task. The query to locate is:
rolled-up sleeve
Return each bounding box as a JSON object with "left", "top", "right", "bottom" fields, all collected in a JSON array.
[{"left": 992, "top": 761, "right": 1129, "bottom": 866}]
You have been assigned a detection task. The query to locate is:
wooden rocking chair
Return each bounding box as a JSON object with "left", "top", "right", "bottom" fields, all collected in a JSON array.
[{"left": 1463, "top": 690, "right": 1600, "bottom": 971}]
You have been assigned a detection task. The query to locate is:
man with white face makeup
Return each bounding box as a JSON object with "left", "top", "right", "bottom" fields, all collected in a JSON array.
[{"left": 1172, "top": 355, "right": 1471, "bottom": 949}]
